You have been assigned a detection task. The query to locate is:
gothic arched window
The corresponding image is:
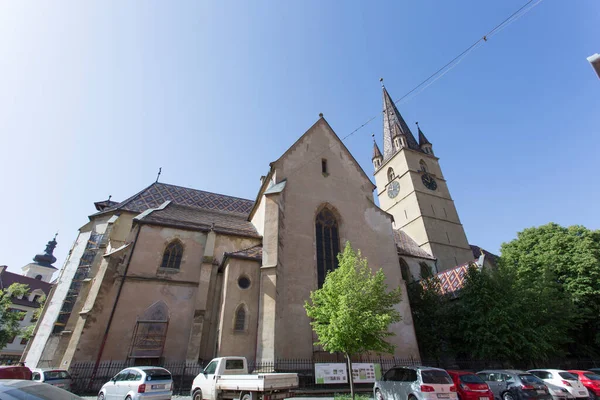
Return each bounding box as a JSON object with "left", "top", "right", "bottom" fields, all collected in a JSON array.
[
  {"left": 161, "top": 240, "right": 183, "bottom": 269},
  {"left": 420, "top": 262, "right": 432, "bottom": 279},
  {"left": 399, "top": 258, "right": 411, "bottom": 282},
  {"left": 419, "top": 160, "right": 428, "bottom": 173},
  {"left": 234, "top": 305, "right": 246, "bottom": 332},
  {"left": 316, "top": 207, "right": 340, "bottom": 288},
  {"left": 387, "top": 168, "right": 396, "bottom": 182}
]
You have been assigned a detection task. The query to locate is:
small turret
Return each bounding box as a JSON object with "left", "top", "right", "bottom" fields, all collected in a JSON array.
[
  {"left": 372, "top": 137, "right": 383, "bottom": 170},
  {"left": 392, "top": 122, "right": 407, "bottom": 151},
  {"left": 417, "top": 122, "right": 433, "bottom": 155}
]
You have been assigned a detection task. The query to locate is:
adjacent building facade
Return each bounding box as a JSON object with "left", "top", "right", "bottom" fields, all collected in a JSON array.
[
  {"left": 24, "top": 85, "right": 490, "bottom": 369},
  {"left": 0, "top": 238, "right": 56, "bottom": 363}
]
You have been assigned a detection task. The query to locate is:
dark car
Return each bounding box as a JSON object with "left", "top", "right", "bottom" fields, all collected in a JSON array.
[
  {"left": 0, "top": 365, "right": 33, "bottom": 380},
  {"left": 0, "top": 379, "right": 82, "bottom": 400},
  {"left": 447, "top": 370, "right": 494, "bottom": 400},
  {"left": 568, "top": 370, "right": 600, "bottom": 400},
  {"left": 477, "top": 370, "right": 551, "bottom": 400}
]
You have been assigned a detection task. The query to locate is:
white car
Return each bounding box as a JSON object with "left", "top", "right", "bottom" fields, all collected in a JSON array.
[
  {"left": 529, "top": 370, "right": 588, "bottom": 400},
  {"left": 98, "top": 366, "right": 173, "bottom": 400}
]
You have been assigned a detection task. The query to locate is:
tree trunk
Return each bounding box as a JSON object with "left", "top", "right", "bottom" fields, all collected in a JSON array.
[{"left": 346, "top": 352, "right": 355, "bottom": 400}]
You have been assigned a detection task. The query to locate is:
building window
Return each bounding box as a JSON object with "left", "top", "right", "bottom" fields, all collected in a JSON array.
[
  {"left": 234, "top": 306, "right": 246, "bottom": 332},
  {"left": 387, "top": 168, "right": 396, "bottom": 182},
  {"left": 20, "top": 338, "right": 28, "bottom": 345},
  {"left": 321, "top": 159, "right": 328, "bottom": 175},
  {"left": 238, "top": 276, "right": 251, "bottom": 289},
  {"left": 8, "top": 308, "right": 25, "bottom": 321},
  {"left": 160, "top": 240, "right": 183, "bottom": 270},
  {"left": 399, "top": 258, "right": 411, "bottom": 282},
  {"left": 35, "top": 275, "right": 42, "bottom": 280},
  {"left": 316, "top": 207, "right": 340, "bottom": 288},
  {"left": 8, "top": 336, "right": 15, "bottom": 344},
  {"left": 420, "top": 262, "right": 432, "bottom": 279},
  {"left": 419, "top": 160, "right": 428, "bottom": 173}
]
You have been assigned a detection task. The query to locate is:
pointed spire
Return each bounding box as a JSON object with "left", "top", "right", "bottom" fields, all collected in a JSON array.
[
  {"left": 416, "top": 122, "right": 431, "bottom": 146},
  {"left": 382, "top": 85, "right": 420, "bottom": 159},
  {"left": 372, "top": 139, "right": 383, "bottom": 160}
]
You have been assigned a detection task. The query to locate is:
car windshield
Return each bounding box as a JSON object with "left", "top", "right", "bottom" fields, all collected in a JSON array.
[
  {"left": 460, "top": 374, "right": 486, "bottom": 384},
  {"left": 558, "top": 372, "right": 578, "bottom": 380},
  {"left": 519, "top": 374, "right": 544, "bottom": 384},
  {"left": 584, "top": 374, "right": 600, "bottom": 381},
  {"left": 1, "top": 383, "right": 81, "bottom": 400},
  {"left": 422, "top": 370, "right": 453, "bottom": 384},
  {"left": 144, "top": 369, "right": 171, "bottom": 381},
  {"left": 43, "top": 370, "right": 71, "bottom": 380}
]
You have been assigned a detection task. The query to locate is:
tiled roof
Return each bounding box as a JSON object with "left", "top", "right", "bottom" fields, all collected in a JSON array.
[
  {"left": 0, "top": 270, "right": 53, "bottom": 308},
  {"left": 141, "top": 203, "right": 260, "bottom": 238},
  {"left": 100, "top": 182, "right": 255, "bottom": 216},
  {"left": 382, "top": 86, "right": 423, "bottom": 160},
  {"left": 436, "top": 262, "right": 473, "bottom": 296},
  {"left": 394, "top": 230, "right": 436, "bottom": 260},
  {"left": 227, "top": 245, "right": 263, "bottom": 261}
]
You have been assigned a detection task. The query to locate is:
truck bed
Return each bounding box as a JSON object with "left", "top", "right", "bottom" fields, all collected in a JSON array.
[{"left": 215, "top": 373, "right": 299, "bottom": 392}]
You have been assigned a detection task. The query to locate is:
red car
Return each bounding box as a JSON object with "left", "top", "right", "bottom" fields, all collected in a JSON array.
[
  {"left": 447, "top": 370, "right": 494, "bottom": 400},
  {"left": 568, "top": 370, "right": 600, "bottom": 400}
]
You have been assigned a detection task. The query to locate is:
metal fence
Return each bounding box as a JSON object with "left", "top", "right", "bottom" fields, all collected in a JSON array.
[{"left": 68, "top": 357, "right": 600, "bottom": 396}]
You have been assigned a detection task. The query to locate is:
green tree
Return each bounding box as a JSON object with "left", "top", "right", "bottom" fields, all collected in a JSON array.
[
  {"left": 500, "top": 223, "right": 600, "bottom": 356},
  {"left": 22, "top": 294, "right": 46, "bottom": 340},
  {"left": 456, "top": 263, "right": 573, "bottom": 363},
  {"left": 407, "top": 275, "right": 454, "bottom": 359},
  {"left": 304, "top": 242, "right": 402, "bottom": 399},
  {"left": 0, "top": 283, "right": 29, "bottom": 349}
]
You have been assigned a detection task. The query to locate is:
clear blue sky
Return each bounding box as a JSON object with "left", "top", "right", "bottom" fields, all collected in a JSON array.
[{"left": 1, "top": 1, "right": 598, "bottom": 274}]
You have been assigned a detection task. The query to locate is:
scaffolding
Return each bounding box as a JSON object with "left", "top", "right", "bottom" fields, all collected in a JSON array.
[{"left": 53, "top": 232, "right": 106, "bottom": 334}]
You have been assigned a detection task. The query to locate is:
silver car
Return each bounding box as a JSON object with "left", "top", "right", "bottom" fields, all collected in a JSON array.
[
  {"left": 374, "top": 366, "right": 458, "bottom": 400},
  {"left": 0, "top": 379, "right": 82, "bottom": 399},
  {"left": 98, "top": 366, "right": 173, "bottom": 400},
  {"left": 31, "top": 368, "right": 73, "bottom": 392}
]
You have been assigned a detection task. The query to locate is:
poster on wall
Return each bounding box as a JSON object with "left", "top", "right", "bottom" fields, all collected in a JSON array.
[
  {"left": 351, "top": 363, "right": 382, "bottom": 383},
  {"left": 314, "top": 363, "right": 348, "bottom": 384}
]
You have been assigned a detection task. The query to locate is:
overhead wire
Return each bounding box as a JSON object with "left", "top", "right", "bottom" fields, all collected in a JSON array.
[{"left": 284, "top": 0, "right": 543, "bottom": 178}]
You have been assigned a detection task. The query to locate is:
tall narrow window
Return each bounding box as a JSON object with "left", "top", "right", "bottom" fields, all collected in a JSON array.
[
  {"left": 321, "top": 159, "right": 328, "bottom": 174},
  {"left": 316, "top": 207, "right": 340, "bottom": 288},
  {"left": 387, "top": 168, "right": 396, "bottom": 182},
  {"left": 419, "top": 160, "right": 428, "bottom": 173},
  {"left": 234, "top": 306, "right": 246, "bottom": 332},
  {"left": 399, "top": 258, "right": 411, "bottom": 282},
  {"left": 420, "top": 262, "right": 432, "bottom": 279},
  {"left": 161, "top": 240, "right": 183, "bottom": 269}
]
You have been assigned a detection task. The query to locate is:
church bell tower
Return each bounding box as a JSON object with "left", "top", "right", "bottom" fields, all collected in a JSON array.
[{"left": 373, "top": 83, "right": 473, "bottom": 272}]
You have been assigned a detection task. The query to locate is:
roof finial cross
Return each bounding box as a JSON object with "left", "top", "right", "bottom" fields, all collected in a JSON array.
[
  {"left": 108, "top": 195, "right": 112, "bottom": 202},
  {"left": 53, "top": 232, "right": 58, "bottom": 241},
  {"left": 379, "top": 77, "right": 384, "bottom": 87},
  {"left": 156, "top": 167, "right": 162, "bottom": 183}
]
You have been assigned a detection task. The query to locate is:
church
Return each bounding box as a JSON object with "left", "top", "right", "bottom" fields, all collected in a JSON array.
[{"left": 23, "top": 84, "right": 489, "bottom": 369}]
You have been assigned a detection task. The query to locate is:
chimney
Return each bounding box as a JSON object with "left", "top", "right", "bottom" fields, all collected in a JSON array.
[{"left": 588, "top": 53, "right": 600, "bottom": 79}]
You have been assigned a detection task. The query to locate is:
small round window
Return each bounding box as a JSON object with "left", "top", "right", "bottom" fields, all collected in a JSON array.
[{"left": 238, "top": 276, "right": 251, "bottom": 289}]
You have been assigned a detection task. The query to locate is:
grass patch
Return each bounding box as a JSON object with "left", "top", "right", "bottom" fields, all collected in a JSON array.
[{"left": 334, "top": 394, "right": 372, "bottom": 400}]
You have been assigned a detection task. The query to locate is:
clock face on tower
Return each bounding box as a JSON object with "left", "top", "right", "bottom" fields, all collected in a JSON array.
[
  {"left": 387, "top": 180, "right": 400, "bottom": 198},
  {"left": 421, "top": 173, "right": 438, "bottom": 191}
]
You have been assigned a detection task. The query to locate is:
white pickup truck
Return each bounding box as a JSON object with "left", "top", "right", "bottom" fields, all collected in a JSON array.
[{"left": 190, "top": 356, "right": 298, "bottom": 400}]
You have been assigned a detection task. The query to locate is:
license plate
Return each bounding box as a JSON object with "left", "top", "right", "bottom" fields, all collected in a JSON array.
[
  {"left": 437, "top": 394, "right": 450, "bottom": 398},
  {"left": 480, "top": 397, "right": 489, "bottom": 400},
  {"left": 536, "top": 390, "right": 545, "bottom": 394},
  {"left": 151, "top": 384, "right": 165, "bottom": 390},
  {"left": 580, "top": 392, "right": 587, "bottom": 395}
]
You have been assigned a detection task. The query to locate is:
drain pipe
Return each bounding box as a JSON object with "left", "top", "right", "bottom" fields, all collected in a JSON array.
[{"left": 88, "top": 222, "right": 142, "bottom": 387}]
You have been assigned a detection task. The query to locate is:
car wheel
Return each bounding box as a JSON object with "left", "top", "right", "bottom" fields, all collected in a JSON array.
[
  {"left": 376, "top": 389, "right": 385, "bottom": 400},
  {"left": 97, "top": 394, "right": 105, "bottom": 400},
  {"left": 588, "top": 389, "right": 597, "bottom": 400},
  {"left": 503, "top": 392, "right": 515, "bottom": 400},
  {"left": 193, "top": 389, "right": 203, "bottom": 400},
  {"left": 125, "top": 397, "right": 132, "bottom": 400},
  {"left": 241, "top": 392, "right": 252, "bottom": 400}
]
